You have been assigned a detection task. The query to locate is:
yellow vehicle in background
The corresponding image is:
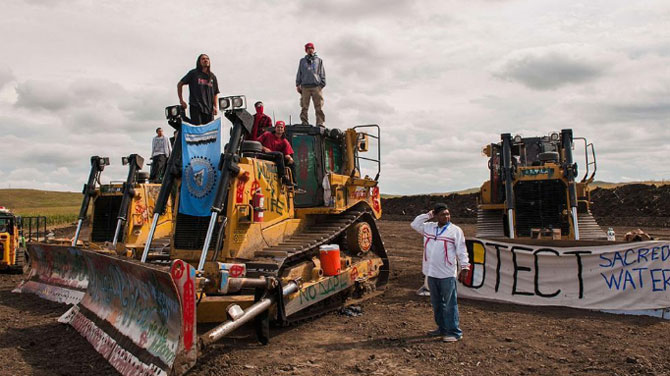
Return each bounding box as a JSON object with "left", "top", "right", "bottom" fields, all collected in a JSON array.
[
  {"left": 477, "top": 129, "right": 605, "bottom": 240},
  {"left": 18, "top": 96, "right": 388, "bottom": 376},
  {"left": 0, "top": 206, "right": 26, "bottom": 273}
]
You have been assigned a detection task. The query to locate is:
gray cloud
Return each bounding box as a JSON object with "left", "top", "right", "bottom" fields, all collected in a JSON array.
[
  {"left": 295, "top": 0, "right": 416, "bottom": 20},
  {"left": 492, "top": 45, "right": 610, "bottom": 90},
  {"left": 0, "top": 68, "right": 14, "bottom": 89},
  {"left": 15, "top": 80, "right": 72, "bottom": 111}
]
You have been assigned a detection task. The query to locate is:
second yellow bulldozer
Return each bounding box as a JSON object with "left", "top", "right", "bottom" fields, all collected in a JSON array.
[{"left": 477, "top": 129, "right": 605, "bottom": 240}]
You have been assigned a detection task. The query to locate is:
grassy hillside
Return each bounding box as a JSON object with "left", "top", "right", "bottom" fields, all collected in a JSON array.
[{"left": 0, "top": 189, "right": 80, "bottom": 226}]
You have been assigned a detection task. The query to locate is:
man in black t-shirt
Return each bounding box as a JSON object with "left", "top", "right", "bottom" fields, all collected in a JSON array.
[{"left": 178, "top": 54, "right": 220, "bottom": 124}]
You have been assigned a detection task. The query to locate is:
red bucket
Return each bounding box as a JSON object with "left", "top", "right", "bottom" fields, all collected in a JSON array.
[{"left": 319, "top": 244, "right": 341, "bottom": 276}]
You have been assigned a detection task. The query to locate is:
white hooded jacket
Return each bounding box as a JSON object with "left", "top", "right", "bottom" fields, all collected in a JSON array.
[{"left": 410, "top": 213, "right": 470, "bottom": 279}]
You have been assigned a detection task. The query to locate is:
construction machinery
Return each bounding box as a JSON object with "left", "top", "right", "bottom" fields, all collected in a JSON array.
[
  {"left": 16, "top": 96, "right": 388, "bottom": 376},
  {"left": 70, "top": 154, "right": 174, "bottom": 257},
  {"left": 0, "top": 206, "right": 27, "bottom": 273},
  {"left": 476, "top": 129, "right": 605, "bottom": 240}
]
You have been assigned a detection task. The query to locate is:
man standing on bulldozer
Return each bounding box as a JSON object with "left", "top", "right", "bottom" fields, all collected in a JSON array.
[
  {"left": 296, "top": 42, "right": 326, "bottom": 127},
  {"left": 411, "top": 203, "right": 470, "bottom": 343},
  {"left": 150, "top": 127, "right": 172, "bottom": 183},
  {"left": 178, "top": 54, "right": 220, "bottom": 124}
]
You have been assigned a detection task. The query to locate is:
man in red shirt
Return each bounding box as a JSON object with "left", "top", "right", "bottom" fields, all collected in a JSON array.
[
  {"left": 258, "top": 121, "right": 295, "bottom": 185},
  {"left": 249, "top": 101, "right": 273, "bottom": 141}
]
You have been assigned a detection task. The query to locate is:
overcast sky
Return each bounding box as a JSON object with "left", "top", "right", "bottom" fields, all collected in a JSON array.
[{"left": 2, "top": 0, "right": 670, "bottom": 195}]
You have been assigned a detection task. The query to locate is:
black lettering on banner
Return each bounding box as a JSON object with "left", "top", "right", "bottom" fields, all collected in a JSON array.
[
  {"left": 487, "top": 242, "right": 508, "bottom": 292},
  {"left": 533, "top": 248, "right": 561, "bottom": 298},
  {"left": 564, "top": 250, "right": 591, "bottom": 299},
  {"left": 511, "top": 246, "right": 534, "bottom": 296}
]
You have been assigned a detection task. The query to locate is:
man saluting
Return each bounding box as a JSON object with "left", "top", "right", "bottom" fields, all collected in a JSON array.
[{"left": 411, "top": 203, "right": 470, "bottom": 343}]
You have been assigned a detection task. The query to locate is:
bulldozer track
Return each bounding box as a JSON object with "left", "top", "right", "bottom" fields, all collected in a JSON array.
[
  {"left": 245, "top": 206, "right": 390, "bottom": 323},
  {"left": 578, "top": 210, "right": 607, "bottom": 240},
  {"left": 477, "top": 208, "right": 607, "bottom": 240},
  {"left": 476, "top": 208, "right": 505, "bottom": 238},
  {"left": 247, "top": 208, "right": 388, "bottom": 280}
]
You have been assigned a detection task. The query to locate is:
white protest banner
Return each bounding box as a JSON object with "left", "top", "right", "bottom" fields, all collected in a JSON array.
[{"left": 459, "top": 239, "right": 670, "bottom": 311}]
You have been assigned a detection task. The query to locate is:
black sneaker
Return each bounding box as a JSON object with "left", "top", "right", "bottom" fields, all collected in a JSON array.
[{"left": 427, "top": 329, "right": 443, "bottom": 337}]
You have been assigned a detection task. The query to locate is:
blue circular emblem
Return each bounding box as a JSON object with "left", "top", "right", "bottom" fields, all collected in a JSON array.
[{"left": 184, "top": 156, "right": 217, "bottom": 198}]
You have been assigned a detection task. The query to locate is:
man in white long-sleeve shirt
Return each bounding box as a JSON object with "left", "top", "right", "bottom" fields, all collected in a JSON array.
[
  {"left": 150, "top": 127, "right": 172, "bottom": 183},
  {"left": 411, "top": 203, "right": 470, "bottom": 342}
]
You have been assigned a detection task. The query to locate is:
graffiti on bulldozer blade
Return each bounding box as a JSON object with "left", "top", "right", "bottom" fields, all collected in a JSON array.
[
  {"left": 60, "top": 305, "right": 169, "bottom": 376},
  {"left": 80, "top": 252, "right": 184, "bottom": 368}
]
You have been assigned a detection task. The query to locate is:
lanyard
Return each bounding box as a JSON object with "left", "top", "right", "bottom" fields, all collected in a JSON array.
[{"left": 435, "top": 223, "right": 449, "bottom": 238}]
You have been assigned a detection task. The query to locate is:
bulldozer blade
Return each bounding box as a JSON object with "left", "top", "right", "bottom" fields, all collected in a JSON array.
[
  {"left": 16, "top": 244, "right": 198, "bottom": 376},
  {"left": 14, "top": 243, "right": 90, "bottom": 305}
]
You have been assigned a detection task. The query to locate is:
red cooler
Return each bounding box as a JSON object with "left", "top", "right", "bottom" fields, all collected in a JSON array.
[{"left": 319, "top": 244, "right": 341, "bottom": 276}]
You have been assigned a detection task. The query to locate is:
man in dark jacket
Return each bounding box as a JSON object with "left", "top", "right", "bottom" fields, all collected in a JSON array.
[
  {"left": 296, "top": 42, "right": 326, "bottom": 127},
  {"left": 178, "top": 54, "right": 220, "bottom": 125}
]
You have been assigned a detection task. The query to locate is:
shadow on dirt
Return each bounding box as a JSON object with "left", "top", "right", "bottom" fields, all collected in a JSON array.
[
  {"left": 0, "top": 322, "right": 117, "bottom": 375},
  {"left": 0, "top": 287, "right": 67, "bottom": 316}
]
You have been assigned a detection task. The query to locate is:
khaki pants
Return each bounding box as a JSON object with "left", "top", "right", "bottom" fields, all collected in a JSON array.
[{"left": 300, "top": 86, "right": 325, "bottom": 126}]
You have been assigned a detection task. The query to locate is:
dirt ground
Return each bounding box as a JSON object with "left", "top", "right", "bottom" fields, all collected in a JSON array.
[{"left": 2, "top": 220, "right": 670, "bottom": 376}]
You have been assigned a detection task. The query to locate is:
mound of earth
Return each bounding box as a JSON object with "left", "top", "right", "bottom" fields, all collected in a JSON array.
[
  {"left": 591, "top": 184, "right": 670, "bottom": 227},
  {"left": 382, "top": 184, "right": 670, "bottom": 227},
  {"left": 382, "top": 193, "right": 477, "bottom": 222}
]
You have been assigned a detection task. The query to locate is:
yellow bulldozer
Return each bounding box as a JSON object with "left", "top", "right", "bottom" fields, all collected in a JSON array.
[
  {"left": 1, "top": 207, "right": 47, "bottom": 274},
  {"left": 17, "top": 96, "right": 388, "bottom": 375},
  {"left": 476, "top": 129, "right": 605, "bottom": 240},
  {"left": 0, "top": 207, "right": 26, "bottom": 273},
  {"left": 70, "top": 154, "right": 173, "bottom": 256}
]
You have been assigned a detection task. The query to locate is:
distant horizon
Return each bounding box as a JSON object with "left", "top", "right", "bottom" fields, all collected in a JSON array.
[{"left": 2, "top": 179, "right": 668, "bottom": 197}]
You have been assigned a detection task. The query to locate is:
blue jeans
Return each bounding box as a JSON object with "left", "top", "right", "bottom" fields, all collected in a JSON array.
[{"left": 427, "top": 276, "right": 462, "bottom": 338}]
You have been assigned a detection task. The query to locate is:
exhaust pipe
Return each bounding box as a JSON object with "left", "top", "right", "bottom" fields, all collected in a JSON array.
[
  {"left": 501, "top": 133, "right": 515, "bottom": 239},
  {"left": 72, "top": 156, "right": 110, "bottom": 246},
  {"left": 201, "top": 280, "right": 299, "bottom": 346},
  {"left": 561, "top": 129, "right": 580, "bottom": 240},
  {"left": 142, "top": 120, "right": 183, "bottom": 262},
  {"left": 197, "top": 109, "right": 252, "bottom": 272},
  {"left": 112, "top": 154, "right": 144, "bottom": 247}
]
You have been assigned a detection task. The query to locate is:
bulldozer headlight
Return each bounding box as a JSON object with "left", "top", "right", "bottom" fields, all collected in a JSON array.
[
  {"left": 550, "top": 132, "right": 560, "bottom": 141},
  {"left": 165, "top": 105, "right": 182, "bottom": 120},
  {"left": 219, "top": 95, "right": 246, "bottom": 111},
  {"left": 513, "top": 134, "right": 522, "bottom": 143}
]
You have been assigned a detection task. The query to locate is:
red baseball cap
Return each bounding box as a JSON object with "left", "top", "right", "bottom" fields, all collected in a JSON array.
[
  {"left": 305, "top": 42, "right": 315, "bottom": 50},
  {"left": 275, "top": 121, "right": 286, "bottom": 127}
]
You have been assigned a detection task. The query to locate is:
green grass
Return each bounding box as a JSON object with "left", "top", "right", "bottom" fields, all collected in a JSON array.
[{"left": 0, "top": 189, "right": 81, "bottom": 227}]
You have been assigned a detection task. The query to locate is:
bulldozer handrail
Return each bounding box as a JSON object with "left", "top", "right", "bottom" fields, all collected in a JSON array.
[
  {"left": 353, "top": 124, "right": 381, "bottom": 181},
  {"left": 574, "top": 137, "right": 597, "bottom": 183}
]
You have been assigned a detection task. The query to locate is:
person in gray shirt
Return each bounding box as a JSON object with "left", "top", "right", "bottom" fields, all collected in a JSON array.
[
  {"left": 150, "top": 127, "right": 172, "bottom": 183},
  {"left": 296, "top": 42, "right": 326, "bottom": 127}
]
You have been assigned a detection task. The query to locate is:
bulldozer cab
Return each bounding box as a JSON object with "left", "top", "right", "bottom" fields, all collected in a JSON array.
[{"left": 286, "top": 124, "right": 381, "bottom": 209}]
